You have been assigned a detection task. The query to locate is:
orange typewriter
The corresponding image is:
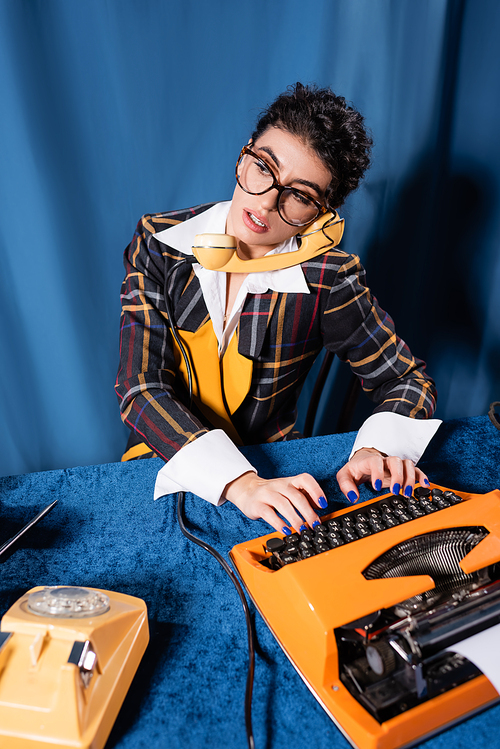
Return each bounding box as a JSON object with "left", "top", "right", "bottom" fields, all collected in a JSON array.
[{"left": 230, "top": 485, "right": 500, "bottom": 749}]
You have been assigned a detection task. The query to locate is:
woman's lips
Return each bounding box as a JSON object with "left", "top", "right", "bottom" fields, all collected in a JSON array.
[{"left": 242, "top": 209, "right": 269, "bottom": 233}]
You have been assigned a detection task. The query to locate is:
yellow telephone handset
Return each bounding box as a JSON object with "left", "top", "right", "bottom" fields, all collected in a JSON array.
[{"left": 192, "top": 211, "right": 344, "bottom": 273}]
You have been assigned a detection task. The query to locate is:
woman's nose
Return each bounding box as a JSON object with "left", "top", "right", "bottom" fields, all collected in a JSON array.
[{"left": 258, "top": 187, "right": 279, "bottom": 212}]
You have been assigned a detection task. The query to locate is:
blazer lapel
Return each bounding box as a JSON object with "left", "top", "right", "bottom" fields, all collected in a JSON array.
[
  {"left": 168, "top": 266, "right": 210, "bottom": 333},
  {"left": 238, "top": 290, "right": 279, "bottom": 359}
]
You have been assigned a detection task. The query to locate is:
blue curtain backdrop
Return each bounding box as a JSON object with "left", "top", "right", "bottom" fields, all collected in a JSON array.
[{"left": 1, "top": 0, "right": 499, "bottom": 478}]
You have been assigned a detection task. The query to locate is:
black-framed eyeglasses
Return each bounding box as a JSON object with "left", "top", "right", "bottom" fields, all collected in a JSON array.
[{"left": 235, "top": 146, "right": 327, "bottom": 227}]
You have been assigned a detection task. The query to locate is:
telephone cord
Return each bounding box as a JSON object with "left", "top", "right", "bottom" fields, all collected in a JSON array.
[
  {"left": 176, "top": 492, "right": 256, "bottom": 749},
  {"left": 163, "top": 256, "right": 257, "bottom": 749}
]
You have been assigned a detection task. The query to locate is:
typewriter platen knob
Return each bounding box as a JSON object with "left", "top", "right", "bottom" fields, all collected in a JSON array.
[{"left": 366, "top": 640, "right": 396, "bottom": 677}]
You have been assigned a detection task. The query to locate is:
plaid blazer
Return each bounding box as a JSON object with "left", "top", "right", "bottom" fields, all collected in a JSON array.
[{"left": 115, "top": 203, "right": 437, "bottom": 462}]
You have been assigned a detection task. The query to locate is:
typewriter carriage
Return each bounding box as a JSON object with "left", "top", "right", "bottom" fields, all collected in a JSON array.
[{"left": 337, "top": 525, "right": 500, "bottom": 724}]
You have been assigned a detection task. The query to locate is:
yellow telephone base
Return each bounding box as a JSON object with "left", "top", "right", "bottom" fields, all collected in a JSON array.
[{"left": 0, "top": 586, "right": 149, "bottom": 749}]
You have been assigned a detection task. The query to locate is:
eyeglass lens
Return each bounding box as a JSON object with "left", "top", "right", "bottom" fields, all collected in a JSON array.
[{"left": 236, "top": 152, "right": 320, "bottom": 226}]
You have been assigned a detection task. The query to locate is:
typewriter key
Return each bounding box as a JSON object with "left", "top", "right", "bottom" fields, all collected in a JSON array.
[
  {"left": 279, "top": 553, "right": 297, "bottom": 565},
  {"left": 444, "top": 491, "right": 462, "bottom": 504},
  {"left": 266, "top": 537, "right": 286, "bottom": 553},
  {"left": 327, "top": 519, "right": 341, "bottom": 531},
  {"left": 328, "top": 537, "right": 343, "bottom": 548},
  {"left": 315, "top": 543, "right": 329, "bottom": 553},
  {"left": 327, "top": 531, "right": 344, "bottom": 546},
  {"left": 342, "top": 529, "right": 358, "bottom": 542},
  {"left": 356, "top": 526, "right": 371, "bottom": 537},
  {"left": 299, "top": 540, "right": 314, "bottom": 551},
  {"left": 433, "top": 496, "right": 451, "bottom": 509},
  {"left": 301, "top": 549, "right": 315, "bottom": 559},
  {"left": 419, "top": 499, "right": 437, "bottom": 513},
  {"left": 414, "top": 486, "right": 432, "bottom": 499}
]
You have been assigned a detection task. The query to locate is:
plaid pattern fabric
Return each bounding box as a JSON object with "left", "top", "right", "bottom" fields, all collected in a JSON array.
[{"left": 115, "top": 203, "right": 437, "bottom": 462}]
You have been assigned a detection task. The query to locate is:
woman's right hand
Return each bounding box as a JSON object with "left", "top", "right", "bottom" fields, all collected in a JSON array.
[{"left": 223, "top": 471, "right": 328, "bottom": 534}]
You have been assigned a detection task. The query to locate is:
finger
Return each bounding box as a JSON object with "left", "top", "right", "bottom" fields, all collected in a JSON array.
[
  {"left": 336, "top": 465, "right": 361, "bottom": 504},
  {"left": 287, "top": 473, "right": 328, "bottom": 520},
  {"left": 401, "top": 459, "right": 416, "bottom": 498},
  {"left": 361, "top": 453, "right": 386, "bottom": 492},
  {"left": 415, "top": 467, "right": 430, "bottom": 488},
  {"left": 258, "top": 504, "right": 294, "bottom": 535},
  {"left": 386, "top": 456, "right": 404, "bottom": 495},
  {"left": 245, "top": 487, "right": 307, "bottom": 533},
  {"left": 273, "top": 487, "right": 320, "bottom": 531},
  {"left": 290, "top": 473, "right": 329, "bottom": 511}
]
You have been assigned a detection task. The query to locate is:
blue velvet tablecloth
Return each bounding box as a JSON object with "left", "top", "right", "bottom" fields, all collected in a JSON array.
[{"left": 1, "top": 415, "right": 499, "bottom": 749}]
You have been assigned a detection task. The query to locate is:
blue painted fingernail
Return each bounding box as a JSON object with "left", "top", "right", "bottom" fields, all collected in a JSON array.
[
  {"left": 347, "top": 491, "right": 358, "bottom": 503},
  {"left": 282, "top": 526, "right": 291, "bottom": 536},
  {"left": 374, "top": 479, "right": 382, "bottom": 491},
  {"left": 392, "top": 483, "right": 401, "bottom": 495},
  {"left": 299, "top": 524, "right": 307, "bottom": 533},
  {"left": 312, "top": 520, "right": 321, "bottom": 529},
  {"left": 424, "top": 479, "right": 430, "bottom": 486},
  {"left": 404, "top": 485, "right": 412, "bottom": 497},
  {"left": 318, "top": 496, "right": 328, "bottom": 508}
]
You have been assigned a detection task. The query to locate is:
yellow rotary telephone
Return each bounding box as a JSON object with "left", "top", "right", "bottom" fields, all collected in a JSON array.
[
  {"left": 192, "top": 211, "right": 344, "bottom": 272},
  {"left": 0, "top": 585, "right": 149, "bottom": 749}
]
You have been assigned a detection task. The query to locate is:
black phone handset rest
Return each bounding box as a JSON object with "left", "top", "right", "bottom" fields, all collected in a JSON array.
[{"left": 192, "top": 211, "right": 344, "bottom": 273}]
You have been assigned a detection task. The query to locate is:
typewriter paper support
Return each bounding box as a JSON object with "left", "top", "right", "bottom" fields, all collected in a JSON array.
[{"left": 230, "top": 485, "right": 500, "bottom": 749}]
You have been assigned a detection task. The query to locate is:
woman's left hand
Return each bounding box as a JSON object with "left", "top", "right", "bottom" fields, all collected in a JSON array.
[{"left": 336, "top": 447, "right": 430, "bottom": 504}]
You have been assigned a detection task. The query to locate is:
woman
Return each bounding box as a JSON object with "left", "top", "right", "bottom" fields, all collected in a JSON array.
[{"left": 116, "top": 83, "right": 440, "bottom": 534}]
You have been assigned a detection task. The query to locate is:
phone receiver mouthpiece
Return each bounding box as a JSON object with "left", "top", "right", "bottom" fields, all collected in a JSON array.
[{"left": 192, "top": 234, "right": 237, "bottom": 271}]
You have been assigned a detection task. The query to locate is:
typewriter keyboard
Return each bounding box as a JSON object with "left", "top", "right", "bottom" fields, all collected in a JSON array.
[{"left": 264, "top": 487, "right": 463, "bottom": 568}]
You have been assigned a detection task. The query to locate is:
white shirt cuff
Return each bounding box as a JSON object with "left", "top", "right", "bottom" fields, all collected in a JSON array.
[
  {"left": 153, "top": 429, "right": 257, "bottom": 505},
  {"left": 349, "top": 412, "right": 442, "bottom": 464}
]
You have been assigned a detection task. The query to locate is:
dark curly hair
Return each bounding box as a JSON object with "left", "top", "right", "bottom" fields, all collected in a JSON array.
[{"left": 251, "top": 82, "right": 373, "bottom": 209}]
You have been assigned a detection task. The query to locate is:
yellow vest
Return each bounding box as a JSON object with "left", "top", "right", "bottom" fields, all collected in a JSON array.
[{"left": 122, "top": 321, "right": 253, "bottom": 460}]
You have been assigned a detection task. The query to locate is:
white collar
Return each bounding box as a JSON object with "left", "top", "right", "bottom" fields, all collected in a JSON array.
[{"left": 153, "top": 201, "right": 310, "bottom": 295}]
